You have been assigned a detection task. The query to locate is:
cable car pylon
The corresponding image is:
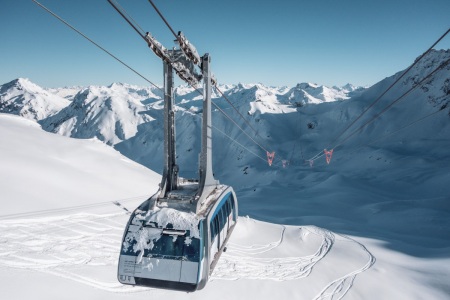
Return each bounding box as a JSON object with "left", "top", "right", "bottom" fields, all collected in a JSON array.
[{"left": 108, "top": 0, "right": 238, "bottom": 291}]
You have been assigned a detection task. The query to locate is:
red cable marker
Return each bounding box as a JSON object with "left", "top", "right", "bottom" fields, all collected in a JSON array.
[
  {"left": 267, "top": 151, "right": 275, "bottom": 166},
  {"left": 324, "top": 149, "right": 334, "bottom": 164}
]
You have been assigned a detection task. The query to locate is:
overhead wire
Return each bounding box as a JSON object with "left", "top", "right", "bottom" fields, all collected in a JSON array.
[
  {"left": 212, "top": 124, "right": 268, "bottom": 163},
  {"left": 32, "top": 0, "right": 163, "bottom": 93},
  {"left": 168, "top": 93, "right": 269, "bottom": 165},
  {"left": 174, "top": 83, "right": 274, "bottom": 157},
  {"left": 306, "top": 57, "right": 450, "bottom": 165},
  {"left": 212, "top": 84, "right": 291, "bottom": 166},
  {"left": 328, "top": 28, "right": 450, "bottom": 149},
  {"left": 108, "top": 0, "right": 147, "bottom": 38},
  {"left": 348, "top": 103, "right": 449, "bottom": 156},
  {"left": 211, "top": 100, "right": 272, "bottom": 154},
  {"left": 333, "top": 58, "right": 450, "bottom": 150},
  {"left": 306, "top": 28, "right": 450, "bottom": 165},
  {"left": 34, "top": 0, "right": 280, "bottom": 168},
  {"left": 145, "top": 0, "right": 288, "bottom": 166},
  {"left": 147, "top": 0, "right": 178, "bottom": 38},
  {"left": 213, "top": 84, "right": 267, "bottom": 146},
  {"left": 0, "top": 194, "right": 149, "bottom": 221}
]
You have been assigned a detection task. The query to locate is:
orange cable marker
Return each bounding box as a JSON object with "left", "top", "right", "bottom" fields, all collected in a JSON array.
[
  {"left": 267, "top": 151, "right": 275, "bottom": 166},
  {"left": 324, "top": 149, "right": 334, "bottom": 164}
]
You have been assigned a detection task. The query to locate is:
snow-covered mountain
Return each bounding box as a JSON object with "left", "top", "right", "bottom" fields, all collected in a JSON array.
[
  {"left": 0, "top": 78, "right": 69, "bottom": 121},
  {"left": 1, "top": 49, "right": 450, "bottom": 300},
  {"left": 1, "top": 50, "right": 449, "bottom": 178},
  {"left": 40, "top": 83, "right": 160, "bottom": 145},
  {"left": 283, "top": 82, "right": 365, "bottom": 106},
  {"left": 0, "top": 78, "right": 360, "bottom": 147},
  {"left": 1, "top": 50, "right": 448, "bottom": 171}
]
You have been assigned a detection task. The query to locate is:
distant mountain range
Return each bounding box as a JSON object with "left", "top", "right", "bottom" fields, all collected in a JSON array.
[
  {"left": 1, "top": 49, "right": 449, "bottom": 182},
  {"left": 0, "top": 76, "right": 367, "bottom": 147},
  {"left": 0, "top": 78, "right": 366, "bottom": 143}
]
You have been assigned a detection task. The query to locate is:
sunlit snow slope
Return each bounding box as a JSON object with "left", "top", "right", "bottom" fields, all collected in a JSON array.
[
  {"left": 1, "top": 49, "right": 449, "bottom": 299},
  {"left": 1, "top": 113, "right": 449, "bottom": 299}
]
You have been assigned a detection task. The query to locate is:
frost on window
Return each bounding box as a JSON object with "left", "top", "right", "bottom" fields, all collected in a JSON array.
[{"left": 122, "top": 208, "right": 202, "bottom": 262}]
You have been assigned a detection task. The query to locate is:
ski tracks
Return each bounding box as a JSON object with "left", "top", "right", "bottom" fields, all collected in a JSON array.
[
  {"left": 0, "top": 214, "right": 375, "bottom": 298},
  {"left": 0, "top": 212, "right": 144, "bottom": 293},
  {"left": 212, "top": 222, "right": 376, "bottom": 300},
  {"left": 312, "top": 233, "right": 376, "bottom": 300},
  {"left": 211, "top": 225, "right": 335, "bottom": 281}
]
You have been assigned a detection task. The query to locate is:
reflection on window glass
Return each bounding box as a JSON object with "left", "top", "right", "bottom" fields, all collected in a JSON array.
[{"left": 121, "top": 232, "right": 201, "bottom": 262}]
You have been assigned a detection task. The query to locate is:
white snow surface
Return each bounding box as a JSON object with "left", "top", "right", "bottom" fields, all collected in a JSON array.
[
  {"left": 1, "top": 49, "right": 450, "bottom": 299},
  {"left": 123, "top": 207, "right": 201, "bottom": 263},
  {"left": 0, "top": 78, "right": 70, "bottom": 121},
  {"left": 142, "top": 207, "right": 201, "bottom": 239},
  {"left": 0, "top": 113, "right": 160, "bottom": 215}
]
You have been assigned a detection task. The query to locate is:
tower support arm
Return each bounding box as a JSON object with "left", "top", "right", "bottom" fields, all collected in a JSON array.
[
  {"left": 159, "top": 60, "right": 178, "bottom": 198},
  {"left": 197, "top": 53, "right": 218, "bottom": 207}
]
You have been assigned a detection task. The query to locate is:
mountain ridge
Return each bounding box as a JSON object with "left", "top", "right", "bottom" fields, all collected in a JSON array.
[{"left": 0, "top": 49, "right": 448, "bottom": 176}]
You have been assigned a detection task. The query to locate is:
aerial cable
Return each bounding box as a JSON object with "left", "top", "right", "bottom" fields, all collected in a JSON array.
[
  {"left": 213, "top": 83, "right": 291, "bottom": 166},
  {"left": 34, "top": 0, "right": 282, "bottom": 169},
  {"left": 144, "top": 0, "right": 284, "bottom": 162},
  {"left": 147, "top": 0, "right": 178, "bottom": 38},
  {"left": 108, "top": 0, "right": 147, "bottom": 39},
  {"left": 306, "top": 58, "right": 450, "bottom": 165},
  {"left": 0, "top": 194, "right": 149, "bottom": 221},
  {"left": 306, "top": 28, "right": 450, "bottom": 165},
  {"left": 145, "top": 0, "right": 284, "bottom": 161},
  {"left": 333, "top": 58, "right": 450, "bottom": 150},
  {"left": 115, "top": 0, "right": 286, "bottom": 166},
  {"left": 210, "top": 99, "right": 272, "bottom": 154},
  {"left": 328, "top": 28, "right": 450, "bottom": 148},
  {"left": 348, "top": 104, "right": 449, "bottom": 156},
  {"left": 288, "top": 107, "right": 304, "bottom": 165},
  {"left": 212, "top": 124, "right": 268, "bottom": 164},
  {"left": 172, "top": 101, "right": 274, "bottom": 166},
  {"left": 173, "top": 82, "right": 277, "bottom": 165},
  {"left": 214, "top": 84, "right": 264, "bottom": 141},
  {"left": 32, "top": 0, "right": 163, "bottom": 93},
  {"left": 213, "top": 84, "right": 290, "bottom": 162}
]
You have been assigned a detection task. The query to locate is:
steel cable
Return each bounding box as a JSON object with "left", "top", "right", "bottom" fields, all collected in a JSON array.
[
  {"left": 33, "top": 0, "right": 163, "bottom": 93},
  {"left": 328, "top": 28, "right": 450, "bottom": 149}
]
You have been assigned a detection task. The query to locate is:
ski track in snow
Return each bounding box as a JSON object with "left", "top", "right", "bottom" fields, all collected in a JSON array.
[
  {"left": 211, "top": 226, "right": 334, "bottom": 281},
  {"left": 0, "top": 213, "right": 375, "bottom": 298},
  {"left": 312, "top": 234, "right": 376, "bottom": 300}
]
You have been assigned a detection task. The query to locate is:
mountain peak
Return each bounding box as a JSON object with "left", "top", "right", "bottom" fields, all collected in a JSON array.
[
  {"left": 295, "top": 82, "right": 319, "bottom": 90},
  {"left": 0, "top": 78, "right": 70, "bottom": 121}
]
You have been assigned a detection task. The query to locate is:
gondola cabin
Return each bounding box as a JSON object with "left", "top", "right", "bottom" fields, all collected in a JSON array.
[
  {"left": 103, "top": 9, "right": 238, "bottom": 290},
  {"left": 118, "top": 184, "right": 238, "bottom": 291}
]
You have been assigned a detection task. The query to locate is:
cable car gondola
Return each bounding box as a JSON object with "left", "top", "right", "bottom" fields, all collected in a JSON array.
[{"left": 117, "top": 53, "right": 238, "bottom": 291}]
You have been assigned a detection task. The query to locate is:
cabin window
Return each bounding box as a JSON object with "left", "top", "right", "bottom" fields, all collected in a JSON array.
[
  {"left": 225, "top": 199, "right": 231, "bottom": 219},
  {"left": 230, "top": 195, "right": 236, "bottom": 219},
  {"left": 218, "top": 208, "right": 225, "bottom": 232},
  {"left": 121, "top": 229, "right": 201, "bottom": 262},
  {"left": 142, "top": 233, "right": 201, "bottom": 262},
  {"left": 150, "top": 234, "right": 185, "bottom": 259},
  {"left": 182, "top": 237, "right": 200, "bottom": 262},
  {"left": 210, "top": 217, "right": 217, "bottom": 241}
]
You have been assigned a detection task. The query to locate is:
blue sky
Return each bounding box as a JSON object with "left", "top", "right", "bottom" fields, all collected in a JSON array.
[{"left": 1, "top": 0, "right": 449, "bottom": 88}]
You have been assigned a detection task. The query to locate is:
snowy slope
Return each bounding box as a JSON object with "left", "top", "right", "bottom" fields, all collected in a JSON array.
[
  {"left": 1, "top": 49, "right": 450, "bottom": 299},
  {"left": 0, "top": 78, "right": 70, "bottom": 121},
  {"left": 0, "top": 78, "right": 359, "bottom": 145},
  {"left": 46, "top": 85, "right": 84, "bottom": 100},
  {"left": 1, "top": 113, "right": 449, "bottom": 300},
  {"left": 282, "top": 82, "right": 364, "bottom": 106},
  {"left": 0, "top": 113, "right": 160, "bottom": 215},
  {"left": 0, "top": 77, "right": 362, "bottom": 177},
  {"left": 40, "top": 83, "right": 159, "bottom": 145}
]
